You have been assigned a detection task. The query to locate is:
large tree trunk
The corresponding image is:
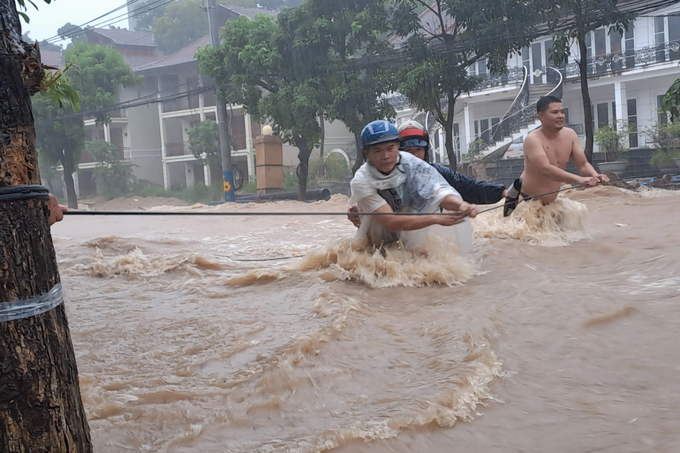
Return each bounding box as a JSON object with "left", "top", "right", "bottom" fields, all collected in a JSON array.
[
  {"left": 0, "top": 3, "right": 93, "bottom": 452},
  {"left": 444, "top": 123, "right": 457, "bottom": 171},
  {"left": 294, "top": 134, "right": 312, "bottom": 200},
  {"left": 351, "top": 130, "right": 364, "bottom": 175},
  {"left": 578, "top": 33, "right": 594, "bottom": 163}
]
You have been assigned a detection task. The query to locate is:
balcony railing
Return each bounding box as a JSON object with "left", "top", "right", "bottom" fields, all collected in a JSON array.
[
  {"left": 84, "top": 109, "right": 127, "bottom": 122},
  {"left": 162, "top": 95, "right": 200, "bottom": 113},
  {"left": 473, "top": 65, "right": 525, "bottom": 90},
  {"left": 565, "top": 40, "right": 680, "bottom": 78},
  {"left": 165, "top": 141, "right": 192, "bottom": 157},
  {"left": 385, "top": 65, "right": 525, "bottom": 110}
]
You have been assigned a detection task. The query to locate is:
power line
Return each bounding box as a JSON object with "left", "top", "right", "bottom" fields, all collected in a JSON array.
[
  {"left": 98, "top": 9, "right": 206, "bottom": 48},
  {"left": 34, "top": 82, "right": 216, "bottom": 125},
  {"left": 42, "top": 0, "right": 145, "bottom": 43},
  {"left": 37, "top": 0, "right": 679, "bottom": 122},
  {"left": 60, "top": 172, "right": 680, "bottom": 217},
  {"left": 45, "top": 0, "right": 176, "bottom": 43},
  {"left": 46, "top": 0, "right": 173, "bottom": 43}
]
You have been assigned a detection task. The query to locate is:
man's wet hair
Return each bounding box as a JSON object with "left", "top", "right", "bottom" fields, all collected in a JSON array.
[{"left": 537, "top": 95, "right": 562, "bottom": 113}]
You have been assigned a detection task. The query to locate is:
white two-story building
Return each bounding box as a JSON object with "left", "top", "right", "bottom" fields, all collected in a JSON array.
[{"left": 389, "top": 3, "right": 680, "bottom": 165}]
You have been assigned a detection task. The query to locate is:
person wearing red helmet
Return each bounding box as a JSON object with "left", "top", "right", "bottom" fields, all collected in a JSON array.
[{"left": 397, "top": 120, "right": 511, "bottom": 204}]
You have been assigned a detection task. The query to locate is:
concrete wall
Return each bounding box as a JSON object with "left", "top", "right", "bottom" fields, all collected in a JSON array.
[{"left": 120, "top": 76, "right": 164, "bottom": 185}]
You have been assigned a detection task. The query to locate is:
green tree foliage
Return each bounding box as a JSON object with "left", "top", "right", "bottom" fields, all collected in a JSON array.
[
  {"left": 302, "top": 0, "right": 396, "bottom": 173},
  {"left": 16, "top": 0, "right": 54, "bottom": 23},
  {"left": 548, "top": 0, "right": 632, "bottom": 163},
  {"left": 594, "top": 122, "right": 629, "bottom": 162},
  {"left": 391, "top": 0, "right": 543, "bottom": 170},
  {"left": 150, "top": 1, "right": 260, "bottom": 54},
  {"left": 18, "top": 2, "right": 85, "bottom": 208},
  {"left": 188, "top": 120, "right": 220, "bottom": 166},
  {"left": 187, "top": 119, "right": 223, "bottom": 184},
  {"left": 87, "top": 140, "right": 137, "bottom": 198},
  {"left": 64, "top": 42, "right": 141, "bottom": 123},
  {"left": 198, "top": 13, "right": 324, "bottom": 199},
  {"left": 662, "top": 78, "right": 680, "bottom": 122},
  {"left": 152, "top": 0, "right": 209, "bottom": 54},
  {"left": 133, "top": 0, "right": 169, "bottom": 31},
  {"left": 32, "top": 42, "right": 137, "bottom": 207},
  {"left": 647, "top": 120, "right": 680, "bottom": 168},
  {"left": 38, "top": 63, "right": 80, "bottom": 110},
  {"left": 32, "top": 62, "right": 81, "bottom": 209},
  {"left": 33, "top": 93, "right": 84, "bottom": 208}
]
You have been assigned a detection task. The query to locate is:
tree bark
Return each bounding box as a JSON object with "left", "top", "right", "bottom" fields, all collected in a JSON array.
[
  {"left": 351, "top": 130, "right": 364, "bottom": 175},
  {"left": 578, "top": 33, "right": 594, "bottom": 163},
  {"left": 318, "top": 111, "right": 325, "bottom": 159},
  {"left": 442, "top": 92, "right": 458, "bottom": 171},
  {"left": 294, "top": 134, "right": 312, "bottom": 200},
  {"left": 0, "top": 2, "right": 93, "bottom": 452}
]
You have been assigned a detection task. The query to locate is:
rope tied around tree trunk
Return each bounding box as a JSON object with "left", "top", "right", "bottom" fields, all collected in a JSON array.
[
  {"left": 0, "top": 185, "right": 49, "bottom": 203},
  {"left": 0, "top": 283, "right": 63, "bottom": 322}
]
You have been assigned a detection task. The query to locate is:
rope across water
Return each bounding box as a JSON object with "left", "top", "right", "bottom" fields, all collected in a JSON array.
[{"left": 59, "top": 172, "right": 679, "bottom": 262}]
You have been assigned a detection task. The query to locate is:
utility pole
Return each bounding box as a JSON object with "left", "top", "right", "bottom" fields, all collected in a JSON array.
[
  {"left": 206, "top": 0, "right": 236, "bottom": 202},
  {"left": 0, "top": 2, "right": 92, "bottom": 452}
]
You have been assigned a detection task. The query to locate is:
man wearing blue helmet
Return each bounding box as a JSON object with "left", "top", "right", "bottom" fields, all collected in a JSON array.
[{"left": 348, "top": 120, "right": 478, "bottom": 248}]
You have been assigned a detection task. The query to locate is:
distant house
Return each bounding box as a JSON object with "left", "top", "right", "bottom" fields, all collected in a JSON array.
[
  {"left": 48, "top": 6, "right": 358, "bottom": 197},
  {"left": 131, "top": 6, "right": 279, "bottom": 190},
  {"left": 83, "top": 28, "right": 163, "bottom": 70}
]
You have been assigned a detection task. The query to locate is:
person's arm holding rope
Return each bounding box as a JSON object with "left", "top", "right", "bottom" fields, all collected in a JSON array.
[{"left": 371, "top": 202, "right": 468, "bottom": 231}]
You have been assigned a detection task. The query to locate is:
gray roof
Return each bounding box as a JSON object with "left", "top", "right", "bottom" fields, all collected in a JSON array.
[
  {"left": 135, "top": 35, "right": 211, "bottom": 72},
  {"left": 128, "top": 51, "right": 167, "bottom": 71},
  {"left": 89, "top": 28, "right": 156, "bottom": 47},
  {"left": 220, "top": 5, "right": 277, "bottom": 19}
]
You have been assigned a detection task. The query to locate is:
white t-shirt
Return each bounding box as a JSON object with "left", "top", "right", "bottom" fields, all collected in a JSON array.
[{"left": 348, "top": 152, "right": 467, "bottom": 248}]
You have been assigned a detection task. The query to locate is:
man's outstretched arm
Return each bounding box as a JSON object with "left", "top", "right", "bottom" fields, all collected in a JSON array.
[{"left": 570, "top": 130, "right": 610, "bottom": 184}]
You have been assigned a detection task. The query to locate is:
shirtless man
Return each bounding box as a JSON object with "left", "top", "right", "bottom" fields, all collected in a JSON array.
[{"left": 519, "top": 95, "right": 609, "bottom": 204}]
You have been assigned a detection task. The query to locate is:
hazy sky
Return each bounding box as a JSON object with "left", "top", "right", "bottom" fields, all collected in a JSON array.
[{"left": 22, "top": 0, "right": 132, "bottom": 46}]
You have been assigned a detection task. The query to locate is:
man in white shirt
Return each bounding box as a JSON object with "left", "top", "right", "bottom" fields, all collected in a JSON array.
[{"left": 349, "top": 120, "right": 478, "bottom": 248}]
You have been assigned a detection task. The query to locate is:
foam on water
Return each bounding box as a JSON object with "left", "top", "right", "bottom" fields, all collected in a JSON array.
[
  {"left": 297, "top": 236, "right": 478, "bottom": 288},
  {"left": 473, "top": 197, "right": 589, "bottom": 247},
  {"left": 68, "top": 247, "right": 227, "bottom": 278}
]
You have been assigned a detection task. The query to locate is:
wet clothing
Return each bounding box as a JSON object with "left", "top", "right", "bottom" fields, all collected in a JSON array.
[
  {"left": 431, "top": 164, "right": 506, "bottom": 205},
  {"left": 349, "top": 152, "right": 463, "bottom": 247}
]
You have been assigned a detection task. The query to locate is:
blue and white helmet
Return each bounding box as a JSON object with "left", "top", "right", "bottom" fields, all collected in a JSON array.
[{"left": 360, "top": 120, "right": 400, "bottom": 150}]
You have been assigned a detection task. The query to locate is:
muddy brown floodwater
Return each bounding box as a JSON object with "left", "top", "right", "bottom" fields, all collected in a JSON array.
[{"left": 50, "top": 187, "right": 680, "bottom": 452}]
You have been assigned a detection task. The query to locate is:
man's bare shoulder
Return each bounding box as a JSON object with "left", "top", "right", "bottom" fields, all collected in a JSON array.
[
  {"left": 524, "top": 130, "right": 542, "bottom": 144},
  {"left": 524, "top": 129, "right": 543, "bottom": 142},
  {"left": 559, "top": 126, "right": 579, "bottom": 140}
]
